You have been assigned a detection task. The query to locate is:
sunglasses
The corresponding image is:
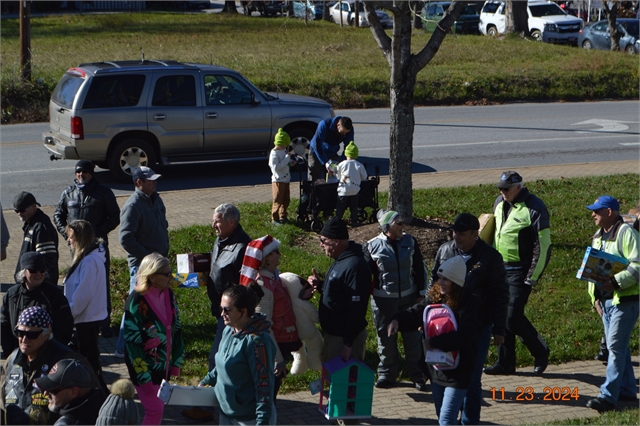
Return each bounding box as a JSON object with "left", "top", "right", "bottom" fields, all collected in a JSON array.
[
  {"left": 27, "top": 269, "right": 46, "bottom": 274},
  {"left": 319, "top": 238, "right": 329, "bottom": 245},
  {"left": 156, "top": 271, "right": 172, "bottom": 277},
  {"left": 219, "top": 306, "right": 235, "bottom": 314},
  {"left": 14, "top": 328, "right": 44, "bottom": 340},
  {"left": 14, "top": 208, "right": 27, "bottom": 213}
]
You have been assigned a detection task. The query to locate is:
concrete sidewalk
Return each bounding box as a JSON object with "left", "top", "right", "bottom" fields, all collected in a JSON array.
[{"left": 2, "top": 160, "right": 639, "bottom": 424}]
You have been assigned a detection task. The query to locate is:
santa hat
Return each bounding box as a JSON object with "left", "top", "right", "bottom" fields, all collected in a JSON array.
[{"left": 239, "top": 235, "right": 281, "bottom": 285}]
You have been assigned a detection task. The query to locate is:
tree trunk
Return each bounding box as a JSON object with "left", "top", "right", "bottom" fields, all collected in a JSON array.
[
  {"left": 604, "top": 2, "right": 621, "bottom": 51},
  {"left": 505, "top": 0, "right": 529, "bottom": 36},
  {"left": 412, "top": 1, "right": 424, "bottom": 29},
  {"left": 20, "top": 0, "right": 31, "bottom": 82},
  {"left": 222, "top": 1, "right": 238, "bottom": 13},
  {"left": 322, "top": 1, "right": 330, "bottom": 21}
]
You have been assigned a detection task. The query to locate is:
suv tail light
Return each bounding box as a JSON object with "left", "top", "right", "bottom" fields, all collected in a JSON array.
[{"left": 70, "top": 116, "right": 84, "bottom": 140}]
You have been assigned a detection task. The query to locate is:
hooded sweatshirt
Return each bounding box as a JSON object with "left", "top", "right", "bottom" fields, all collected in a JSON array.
[
  {"left": 63, "top": 245, "right": 108, "bottom": 324},
  {"left": 201, "top": 313, "right": 276, "bottom": 425}
]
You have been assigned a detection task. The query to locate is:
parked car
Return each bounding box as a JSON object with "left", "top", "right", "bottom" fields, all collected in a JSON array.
[
  {"left": 43, "top": 60, "right": 333, "bottom": 181},
  {"left": 241, "top": 1, "right": 284, "bottom": 17},
  {"left": 293, "top": 1, "right": 323, "bottom": 20},
  {"left": 329, "top": 1, "right": 393, "bottom": 29},
  {"left": 479, "top": 0, "right": 583, "bottom": 44},
  {"left": 578, "top": 18, "right": 639, "bottom": 54},
  {"left": 421, "top": 2, "right": 480, "bottom": 34}
]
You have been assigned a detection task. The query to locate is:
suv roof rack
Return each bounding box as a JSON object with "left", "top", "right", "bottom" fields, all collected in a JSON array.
[{"left": 77, "top": 60, "right": 198, "bottom": 72}]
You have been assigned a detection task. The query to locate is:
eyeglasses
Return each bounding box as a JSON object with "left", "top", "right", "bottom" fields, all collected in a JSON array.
[
  {"left": 14, "top": 328, "right": 44, "bottom": 340},
  {"left": 75, "top": 170, "right": 87, "bottom": 174},
  {"left": 27, "top": 269, "right": 46, "bottom": 274},
  {"left": 219, "top": 306, "right": 235, "bottom": 314},
  {"left": 45, "top": 388, "right": 67, "bottom": 396},
  {"left": 319, "top": 238, "right": 328, "bottom": 245},
  {"left": 156, "top": 271, "right": 172, "bottom": 277}
]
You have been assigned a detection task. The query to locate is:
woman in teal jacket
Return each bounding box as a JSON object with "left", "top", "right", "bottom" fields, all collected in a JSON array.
[{"left": 201, "top": 283, "right": 277, "bottom": 425}]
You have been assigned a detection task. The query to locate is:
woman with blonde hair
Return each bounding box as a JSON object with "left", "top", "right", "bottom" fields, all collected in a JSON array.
[
  {"left": 123, "top": 252, "right": 184, "bottom": 425},
  {"left": 63, "top": 219, "right": 108, "bottom": 391}
]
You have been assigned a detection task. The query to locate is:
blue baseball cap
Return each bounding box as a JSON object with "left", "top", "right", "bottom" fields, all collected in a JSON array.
[{"left": 586, "top": 195, "right": 620, "bottom": 211}]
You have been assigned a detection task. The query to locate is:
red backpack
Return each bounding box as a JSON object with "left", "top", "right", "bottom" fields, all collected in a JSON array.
[{"left": 423, "top": 304, "right": 459, "bottom": 370}]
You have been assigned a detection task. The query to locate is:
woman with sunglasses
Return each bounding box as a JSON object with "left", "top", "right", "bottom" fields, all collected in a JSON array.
[
  {"left": 200, "top": 283, "right": 277, "bottom": 425},
  {"left": 123, "top": 252, "right": 184, "bottom": 425},
  {"left": 239, "top": 235, "right": 301, "bottom": 401},
  {"left": 1, "top": 252, "right": 74, "bottom": 357},
  {"left": 63, "top": 219, "right": 108, "bottom": 391}
]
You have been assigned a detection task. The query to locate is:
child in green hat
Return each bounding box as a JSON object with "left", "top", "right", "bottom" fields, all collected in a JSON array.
[
  {"left": 336, "top": 141, "right": 367, "bottom": 226},
  {"left": 269, "top": 129, "right": 296, "bottom": 224}
]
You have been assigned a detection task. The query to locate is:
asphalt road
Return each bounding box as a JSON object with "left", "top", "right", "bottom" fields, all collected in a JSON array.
[{"left": 1, "top": 101, "right": 638, "bottom": 208}]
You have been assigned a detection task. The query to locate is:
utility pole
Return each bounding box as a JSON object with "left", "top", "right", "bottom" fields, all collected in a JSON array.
[{"left": 20, "top": 0, "right": 31, "bottom": 82}]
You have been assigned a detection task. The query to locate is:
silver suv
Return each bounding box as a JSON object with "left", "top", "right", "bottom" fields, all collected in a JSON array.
[{"left": 43, "top": 60, "right": 333, "bottom": 181}]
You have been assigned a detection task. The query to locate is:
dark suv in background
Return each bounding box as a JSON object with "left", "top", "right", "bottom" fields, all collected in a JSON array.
[{"left": 43, "top": 60, "right": 333, "bottom": 181}]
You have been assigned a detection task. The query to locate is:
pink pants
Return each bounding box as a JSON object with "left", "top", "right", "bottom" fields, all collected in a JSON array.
[{"left": 135, "top": 382, "right": 164, "bottom": 425}]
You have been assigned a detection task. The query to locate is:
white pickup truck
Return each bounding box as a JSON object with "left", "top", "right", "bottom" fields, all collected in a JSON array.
[{"left": 479, "top": 0, "right": 583, "bottom": 44}]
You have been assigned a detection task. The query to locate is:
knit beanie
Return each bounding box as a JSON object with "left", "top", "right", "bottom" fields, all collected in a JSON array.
[
  {"left": 95, "top": 379, "right": 141, "bottom": 425},
  {"left": 344, "top": 141, "right": 359, "bottom": 159},
  {"left": 437, "top": 256, "right": 467, "bottom": 287},
  {"left": 320, "top": 217, "right": 349, "bottom": 240},
  {"left": 274, "top": 128, "right": 291, "bottom": 148},
  {"left": 239, "top": 235, "right": 281, "bottom": 285},
  {"left": 377, "top": 209, "right": 400, "bottom": 233}
]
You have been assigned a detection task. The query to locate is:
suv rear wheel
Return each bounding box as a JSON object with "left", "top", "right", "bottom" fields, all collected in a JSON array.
[
  {"left": 487, "top": 25, "right": 498, "bottom": 36},
  {"left": 109, "top": 138, "right": 157, "bottom": 182}
]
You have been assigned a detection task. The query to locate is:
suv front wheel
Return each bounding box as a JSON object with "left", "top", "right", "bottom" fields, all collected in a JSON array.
[
  {"left": 109, "top": 138, "right": 157, "bottom": 182},
  {"left": 487, "top": 26, "right": 498, "bottom": 36},
  {"left": 531, "top": 30, "right": 542, "bottom": 41}
]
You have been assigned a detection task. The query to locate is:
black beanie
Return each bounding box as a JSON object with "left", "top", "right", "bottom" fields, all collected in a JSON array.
[
  {"left": 75, "top": 160, "right": 95, "bottom": 174},
  {"left": 321, "top": 217, "right": 349, "bottom": 240}
]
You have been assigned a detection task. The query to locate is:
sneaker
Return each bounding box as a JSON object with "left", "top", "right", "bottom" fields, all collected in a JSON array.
[
  {"left": 114, "top": 350, "right": 125, "bottom": 359},
  {"left": 483, "top": 363, "right": 515, "bottom": 375},
  {"left": 618, "top": 394, "right": 638, "bottom": 402},
  {"left": 182, "top": 406, "right": 214, "bottom": 421},
  {"left": 414, "top": 381, "right": 428, "bottom": 392},
  {"left": 271, "top": 220, "right": 283, "bottom": 227},
  {"left": 586, "top": 397, "right": 615, "bottom": 413},
  {"left": 374, "top": 378, "right": 395, "bottom": 389}
]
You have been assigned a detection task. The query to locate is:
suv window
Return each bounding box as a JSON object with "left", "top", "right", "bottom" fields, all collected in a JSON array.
[
  {"left": 204, "top": 75, "right": 253, "bottom": 106},
  {"left": 83, "top": 74, "right": 146, "bottom": 109},
  {"left": 482, "top": 2, "right": 501, "bottom": 14},
  {"left": 152, "top": 75, "right": 196, "bottom": 107},
  {"left": 529, "top": 4, "right": 565, "bottom": 17},
  {"left": 51, "top": 73, "right": 85, "bottom": 109}
]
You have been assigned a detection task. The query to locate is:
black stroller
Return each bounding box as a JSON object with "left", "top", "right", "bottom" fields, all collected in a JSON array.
[{"left": 297, "top": 166, "right": 380, "bottom": 233}]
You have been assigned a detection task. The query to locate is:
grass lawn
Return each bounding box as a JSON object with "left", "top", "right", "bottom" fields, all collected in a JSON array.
[
  {"left": 1, "top": 12, "right": 638, "bottom": 122},
  {"left": 108, "top": 173, "right": 639, "bottom": 396}
]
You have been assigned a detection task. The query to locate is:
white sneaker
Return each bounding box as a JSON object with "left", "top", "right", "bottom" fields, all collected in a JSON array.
[{"left": 114, "top": 350, "right": 125, "bottom": 359}]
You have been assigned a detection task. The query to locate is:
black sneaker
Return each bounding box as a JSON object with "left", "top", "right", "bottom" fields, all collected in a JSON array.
[
  {"left": 483, "top": 364, "right": 516, "bottom": 375},
  {"left": 586, "top": 397, "right": 615, "bottom": 413},
  {"left": 618, "top": 394, "right": 638, "bottom": 402},
  {"left": 374, "top": 378, "right": 395, "bottom": 389},
  {"left": 414, "top": 381, "right": 428, "bottom": 392}
]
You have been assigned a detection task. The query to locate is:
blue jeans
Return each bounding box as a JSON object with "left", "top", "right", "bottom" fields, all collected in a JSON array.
[
  {"left": 431, "top": 382, "right": 467, "bottom": 426},
  {"left": 208, "top": 316, "right": 226, "bottom": 371},
  {"left": 116, "top": 266, "right": 138, "bottom": 354},
  {"left": 461, "top": 323, "right": 492, "bottom": 425},
  {"left": 599, "top": 299, "right": 639, "bottom": 403}
]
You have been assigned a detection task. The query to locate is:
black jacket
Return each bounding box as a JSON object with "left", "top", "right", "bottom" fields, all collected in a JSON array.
[
  {"left": 317, "top": 241, "right": 371, "bottom": 346},
  {"left": 16, "top": 210, "right": 59, "bottom": 285},
  {"left": 429, "top": 239, "right": 509, "bottom": 336},
  {"left": 207, "top": 225, "right": 251, "bottom": 316},
  {"left": 0, "top": 340, "right": 101, "bottom": 425},
  {"left": 0, "top": 282, "right": 74, "bottom": 357},
  {"left": 53, "top": 388, "right": 107, "bottom": 425},
  {"left": 394, "top": 291, "right": 480, "bottom": 389},
  {"left": 53, "top": 177, "right": 120, "bottom": 242}
]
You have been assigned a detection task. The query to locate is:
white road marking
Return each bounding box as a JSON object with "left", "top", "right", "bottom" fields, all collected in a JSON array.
[{"left": 572, "top": 119, "right": 637, "bottom": 133}]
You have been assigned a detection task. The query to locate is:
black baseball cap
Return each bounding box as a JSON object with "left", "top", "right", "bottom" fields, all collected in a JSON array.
[
  {"left": 496, "top": 171, "right": 523, "bottom": 189},
  {"left": 35, "top": 359, "right": 91, "bottom": 391},
  {"left": 13, "top": 192, "right": 40, "bottom": 211},
  {"left": 450, "top": 213, "right": 480, "bottom": 232}
]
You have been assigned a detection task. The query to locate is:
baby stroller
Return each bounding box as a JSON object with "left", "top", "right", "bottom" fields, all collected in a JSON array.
[{"left": 297, "top": 166, "right": 380, "bottom": 233}]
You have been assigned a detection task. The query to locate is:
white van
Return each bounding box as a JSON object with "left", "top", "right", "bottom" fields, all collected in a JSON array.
[{"left": 479, "top": 0, "right": 583, "bottom": 44}]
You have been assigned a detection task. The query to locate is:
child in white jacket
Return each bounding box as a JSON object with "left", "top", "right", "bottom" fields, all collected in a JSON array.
[
  {"left": 269, "top": 128, "right": 296, "bottom": 224},
  {"left": 336, "top": 141, "right": 367, "bottom": 226}
]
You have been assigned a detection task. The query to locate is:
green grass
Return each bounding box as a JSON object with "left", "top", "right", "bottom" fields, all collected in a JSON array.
[
  {"left": 536, "top": 406, "right": 640, "bottom": 425},
  {"left": 2, "top": 12, "right": 638, "bottom": 122},
  {"left": 108, "top": 173, "right": 639, "bottom": 394}
]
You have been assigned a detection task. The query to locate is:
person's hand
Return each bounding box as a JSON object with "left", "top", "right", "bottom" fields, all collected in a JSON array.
[
  {"left": 493, "top": 334, "right": 505, "bottom": 347},
  {"left": 308, "top": 268, "right": 321, "bottom": 293},
  {"left": 341, "top": 345, "right": 353, "bottom": 362},
  {"left": 274, "top": 365, "right": 286, "bottom": 378},
  {"left": 594, "top": 300, "right": 603, "bottom": 317},
  {"left": 416, "top": 295, "right": 425, "bottom": 304},
  {"left": 387, "top": 320, "right": 399, "bottom": 336}
]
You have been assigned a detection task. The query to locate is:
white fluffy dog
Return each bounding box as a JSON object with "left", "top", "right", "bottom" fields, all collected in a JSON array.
[{"left": 280, "top": 272, "right": 323, "bottom": 374}]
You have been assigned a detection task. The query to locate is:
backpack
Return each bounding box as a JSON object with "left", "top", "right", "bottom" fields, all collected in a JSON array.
[{"left": 422, "top": 304, "right": 459, "bottom": 370}]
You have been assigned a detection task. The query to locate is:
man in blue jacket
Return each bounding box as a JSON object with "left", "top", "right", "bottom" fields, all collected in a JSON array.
[{"left": 308, "top": 116, "right": 354, "bottom": 181}]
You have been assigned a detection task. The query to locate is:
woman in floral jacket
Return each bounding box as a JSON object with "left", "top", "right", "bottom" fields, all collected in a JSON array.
[{"left": 124, "top": 252, "right": 184, "bottom": 425}]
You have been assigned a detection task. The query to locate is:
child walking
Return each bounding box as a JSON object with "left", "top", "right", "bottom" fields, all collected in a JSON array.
[
  {"left": 269, "top": 128, "right": 296, "bottom": 225},
  {"left": 336, "top": 141, "right": 367, "bottom": 226}
]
